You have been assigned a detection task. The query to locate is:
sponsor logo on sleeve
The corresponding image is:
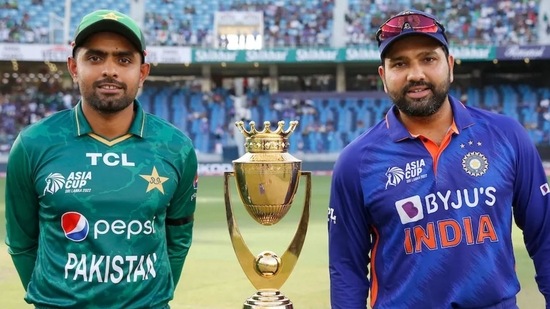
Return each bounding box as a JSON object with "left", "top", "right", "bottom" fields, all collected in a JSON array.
[
  {"left": 540, "top": 183, "right": 550, "bottom": 196},
  {"left": 193, "top": 173, "right": 199, "bottom": 189},
  {"left": 191, "top": 173, "right": 199, "bottom": 201}
]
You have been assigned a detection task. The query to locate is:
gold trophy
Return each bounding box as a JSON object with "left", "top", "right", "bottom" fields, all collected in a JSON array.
[{"left": 224, "top": 120, "right": 311, "bottom": 308}]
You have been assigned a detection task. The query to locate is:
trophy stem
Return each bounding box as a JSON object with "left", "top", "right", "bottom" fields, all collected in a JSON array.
[
  {"left": 224, "top": 171, "right": 312, "bottom": 301},
  {"left": 281, "top": 171, "right": 311, "bottom": 258}
]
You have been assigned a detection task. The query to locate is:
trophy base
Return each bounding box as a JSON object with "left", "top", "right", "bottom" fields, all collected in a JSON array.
[{"left": 243, "top": 289, "right": 293, "bottom": 309}]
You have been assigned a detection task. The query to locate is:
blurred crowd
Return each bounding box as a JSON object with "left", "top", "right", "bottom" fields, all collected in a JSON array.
[
  {"left": 0, "top": 76, "right": 77, "bottom": 154},
  {"left": 345, "top": 0, "right": 541, "bottom": 46},
  {"left": 0, "top": 0, "right": 49, "bottom": 44},
  {"left": 144, "top": 0, "right": 335, "bottom": 48},
  {"left": 0, "top": 0, "right": 544, "bottom": 47}
]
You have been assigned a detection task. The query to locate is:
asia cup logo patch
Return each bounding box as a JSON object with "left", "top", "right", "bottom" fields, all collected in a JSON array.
[
  {"left": 385, "top": 167, "right": 405, "bottom": 189},
  {"left": 460, "top": 140, "right": 488, "bottom": 177},
  {"left": 61, "top": 212, "right": 89, "bottom": 242},
  {"left": 385, "top": 159, "right": 427, "bottom": 189},
  {"left": 42, "top": 172, "right": 66, "bottom": 196},
  {"left": 40, "top": 171, "right": 93, "bottom": 195}
]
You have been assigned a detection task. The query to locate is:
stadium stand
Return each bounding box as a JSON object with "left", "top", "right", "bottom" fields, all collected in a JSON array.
[
  {"left": 143, "top": 0, "right": 335, "bottom": 48},
  {"left": 345, "top": 0, "right": 542, "bottom": 46},
  {"left": 0, "top": 0, "right": 335, "bottom": 47},
  {"left": 2, "top": 78, "right": 550, "bottom": 155},
  {"left": 0, "top": 0, "right": 543, "bottom": 47}
]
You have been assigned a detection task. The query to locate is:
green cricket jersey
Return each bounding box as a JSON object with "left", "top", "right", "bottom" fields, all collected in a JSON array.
[{"left": 5, "top": 100, "right": 198, "bottom": 308}]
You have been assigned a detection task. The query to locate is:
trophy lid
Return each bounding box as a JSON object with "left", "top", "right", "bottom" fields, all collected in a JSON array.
[{"left": 235, "top": 121, "right": 298, "bottom": 153}]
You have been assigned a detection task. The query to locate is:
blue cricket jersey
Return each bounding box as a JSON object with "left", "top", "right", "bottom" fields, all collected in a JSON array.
[{"left": 328, "top": 96, "right": 550, "bottom": 308}]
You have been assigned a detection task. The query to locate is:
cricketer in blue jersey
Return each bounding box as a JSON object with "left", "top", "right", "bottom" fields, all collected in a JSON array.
[{"left": 328, "top": 9, "right": 550, "bottom": 309}]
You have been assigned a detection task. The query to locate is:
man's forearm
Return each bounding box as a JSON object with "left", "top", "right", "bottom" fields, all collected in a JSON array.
[
  {"left": 166, "top": 222, "right": 193, "bottom": 287},
  {"left": 8, "top": 247, "right": 38, "bottom": 290}
]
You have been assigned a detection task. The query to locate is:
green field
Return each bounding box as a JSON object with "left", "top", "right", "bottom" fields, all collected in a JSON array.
[{"left": 0, "top": 176, "right": 545, "bottom": 308}]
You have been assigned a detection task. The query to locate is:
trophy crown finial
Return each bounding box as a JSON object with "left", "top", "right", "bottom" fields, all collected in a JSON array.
[
  {"left": 235, "top": 120, "right": 299, "bottom": 153},
  {"left": 235, "top": 121, "right": 298, "bottom": 138}
]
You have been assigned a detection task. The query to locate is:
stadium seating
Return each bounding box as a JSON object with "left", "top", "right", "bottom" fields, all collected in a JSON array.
[
  {"left": 345, "top": 0, "right": 542, "bottom": 46},
  {"left": 1, "top": 80, "right": 550, "bottom": 155},
  {"left": 134, "top": 83, "right": 550, "bottom": 154},
  {"left": 0, "top": 0, "right": 543, "bottom": 47}
]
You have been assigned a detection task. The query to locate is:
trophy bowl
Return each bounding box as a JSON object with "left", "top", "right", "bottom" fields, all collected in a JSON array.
[{"left": 233, "top": 153, "right": 301, "bottom": 225}]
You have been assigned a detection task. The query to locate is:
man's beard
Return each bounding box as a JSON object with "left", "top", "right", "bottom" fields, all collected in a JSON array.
[
  {"left": 389, "top": 75, "right": 450, "bottom": 117},
  {"left": 84, "top": 79, "right": 134, "bottom": 114}
]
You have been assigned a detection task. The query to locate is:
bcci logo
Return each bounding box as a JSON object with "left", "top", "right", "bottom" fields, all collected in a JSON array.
[
  {"left": 61, "top": 212, "right": 89, "bottom": 242},
  {"left": 42, "top": 172, "right": 66, "bottom": 196},
  {"left": 462, "top": 151, "right": 488, "bottom": 177}
]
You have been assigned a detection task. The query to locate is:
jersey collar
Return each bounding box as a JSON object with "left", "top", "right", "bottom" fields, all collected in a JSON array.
[
  {"left": 385, "top": 95, "right": 475, "bottom": 142},
  {"left": 72, "top": 100, "right": 147, "bottom": 138}
]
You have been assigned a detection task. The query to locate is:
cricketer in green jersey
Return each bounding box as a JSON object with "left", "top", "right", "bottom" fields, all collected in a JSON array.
[{"left": 4, "top": 10, "right": 199, "bottom": 308}]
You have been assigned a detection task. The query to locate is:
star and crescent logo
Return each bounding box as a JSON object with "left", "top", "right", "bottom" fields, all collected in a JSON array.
[
  {"left": 100, "top": 12, "right": 123, "bottom": 21},
  {"left": 140, "top": 166, "right": 169, "bottom": 194}
]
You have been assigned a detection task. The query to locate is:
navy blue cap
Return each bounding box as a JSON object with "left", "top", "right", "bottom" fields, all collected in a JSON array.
[{"left": 377, "top": 9, "right": 449, "bottom": 58}]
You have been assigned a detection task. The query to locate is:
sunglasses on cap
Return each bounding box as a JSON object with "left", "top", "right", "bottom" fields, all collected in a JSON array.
[{"left": 376, "top": 11, "right": 446, "bottom": 45}]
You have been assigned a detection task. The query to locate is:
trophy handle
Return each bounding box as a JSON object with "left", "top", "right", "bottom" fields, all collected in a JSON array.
[{"left": 224, "top": 171, "right": 312, "bottom": 290}]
